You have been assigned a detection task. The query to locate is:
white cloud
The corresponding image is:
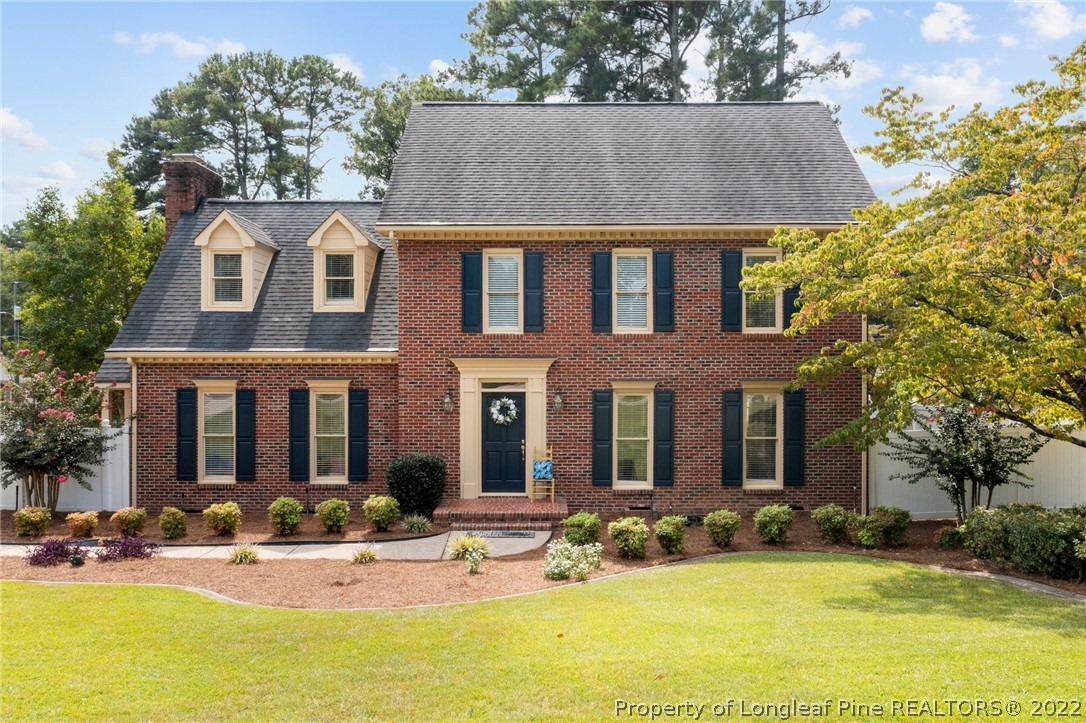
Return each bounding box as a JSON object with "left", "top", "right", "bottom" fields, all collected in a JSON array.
[
  {"left": 920, "top": 2, "right": 979, "bottom": 42},
  {"left": 1, "top": 108, "right": 48, "bottom": 150},
  {"left": 1013, "top": 0, "right": 1086, "bottom": 40},
  {"left": 901, "top": 58, "right": 1005, "bottom": 110},
  {"left": 998, "top": 34, "right": 1020, "bottom": 48},
  {"left": 80, "top": 139, "right": 113, "bottom": 160},
  {"left": 839, "top": 6, "right": 873, "bottom": 29},
  {"left": 39, "top": 160, "right": 76, "bottom": 181},
  {"left": 428, "top": 58, "right": 451, "bottom": 77},
  {"left": 326, "top": 53, "right": 364, "bottom": 80},
  {"left": 113, "top": 31, "right": 246, "bottom": 58}
]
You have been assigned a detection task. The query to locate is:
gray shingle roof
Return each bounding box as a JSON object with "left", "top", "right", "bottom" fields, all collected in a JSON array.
[
  {"left": 378, "top": 102, "right": 875, "bottom": 228},
  {"left": 96, "top": 357, "right": 132, "bottom": 384},
  {"left": 104, "top": 200, "right": 396, "bottom": 356},
  {"left": 219, "top": 210, "right": 279, "bottom": 249}
]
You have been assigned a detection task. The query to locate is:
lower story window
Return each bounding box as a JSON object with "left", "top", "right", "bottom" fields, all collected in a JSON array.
[
  {"left": 202, "top": 391, "right": 235, "bottom": 479},
  {"left": 612, "top": 382, "right": 656, "bottom": 489},
  {"left": 314, "top": 392, "right": 347, "bottom": 478},
  {"left": 744, "top": 389, "right": 782, "bottom": 487}
]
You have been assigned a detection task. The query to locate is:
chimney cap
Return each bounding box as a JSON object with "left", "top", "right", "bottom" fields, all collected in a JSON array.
[{"left": 168, "top": 153, "right": 211, "bottom": 167}]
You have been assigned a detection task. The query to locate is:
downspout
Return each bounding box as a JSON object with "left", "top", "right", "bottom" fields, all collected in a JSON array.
[
  {"left": 128, "top": 358, "right": 138, "bottom": 508},
  {"left": 860, "top": 315, "right": 868, "bottom": 514}
]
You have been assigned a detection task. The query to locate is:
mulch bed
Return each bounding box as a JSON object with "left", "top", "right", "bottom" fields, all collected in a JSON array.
[{"left": 3, "top": 513, "right": 1083, "bottom": 608}]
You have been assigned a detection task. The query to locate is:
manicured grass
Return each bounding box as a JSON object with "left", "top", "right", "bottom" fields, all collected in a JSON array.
[{"left": 2, "top": 554, "right": 1083, "bottom": 721}]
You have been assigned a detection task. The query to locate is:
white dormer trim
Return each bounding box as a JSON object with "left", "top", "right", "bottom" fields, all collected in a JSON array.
[
  {"left": 307, "top": 210, "right": 379, "bottom": 313},
  {"left": 196, "top": 210, "right": 276, "bottom": 312}
]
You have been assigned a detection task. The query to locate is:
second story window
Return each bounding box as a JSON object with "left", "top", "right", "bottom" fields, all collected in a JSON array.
[
  {"left": 614, "top": 252, "right": 652, "bottom": 333},
  {"left": 484, "top": 251, "right": 522, "bottom": 333},
  {"left": 324, "top": 254, "right": 355, "bottom": 304},
  {"left": 213, "top": 253, "right": 244, "bottom": 303},
  {"left": 742, "top": 249, "right": 782, "bottom": 332},
  {"left": 308, "top": 210, "right": 377, "bottom": 313}
]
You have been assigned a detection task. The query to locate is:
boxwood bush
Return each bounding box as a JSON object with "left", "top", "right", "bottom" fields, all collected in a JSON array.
[
  {"left": 315, "top": 498, "right": 350, "bottom": 533},
  {"left": 753, "top": 504, "right": 793, "bottom": 544},
  {"left": 703, "top": 510, "right": 741, "bottom": 547},
  {"left": 607, "top": 516, "right": 649, "bottom": 559},
  {"left": 14, "top": 506, "right": 51, "bottom": 537},
  {"left": 811, "top": 504, "right": 853, "bottom": 544},
  {"left": 267, "top": 496, "right": 304, "bottom": 536},
  {"left": 961, "top": 507, "right": 1009, "bottom": 560},
  {"left": 158, "top": 507, "right": 187, "bottom": 540},
  {"left": 110, "top": 507, "right": 148, "bottom": 537},
  {"left": 385, "top": 454, "right": 446, "bottom": 517},
  {"left": 1003, "top": 508, "right": 1086, "bottom": 580},
  {"left": 562, "top": 512, "right": 601, "bottom": 545},
  {"left": 362, "top": 495, "right": 400, "bottom": 532},
  {"left": 65, "top": 511, "right": 99, "bottom": 538},
  {"left": 653, "top": 515, "right": 687, "bottom": 554},
  {"left": 203, "top": 502, "right": 242, "bottom": 536}
]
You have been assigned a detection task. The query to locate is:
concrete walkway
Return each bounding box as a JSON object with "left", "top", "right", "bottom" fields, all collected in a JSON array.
[{"left": 0, "top": 530, "right": 550, "bottom": 561}]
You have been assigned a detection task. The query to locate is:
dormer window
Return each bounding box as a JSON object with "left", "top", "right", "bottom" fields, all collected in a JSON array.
[
  {"left": 195, "top": 210, "right": 278, "bottom": 312},
  {"left": 307, "top": 210, "right": 379, "bottom": 312}
]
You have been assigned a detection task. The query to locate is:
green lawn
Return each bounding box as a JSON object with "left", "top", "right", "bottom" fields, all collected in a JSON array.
[{"left": 2, "top": 554, "right": 1084, "bottom": 721}]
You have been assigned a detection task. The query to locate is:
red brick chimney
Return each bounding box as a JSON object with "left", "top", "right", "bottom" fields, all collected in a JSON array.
[{"left": 162, "top": 154, "right": 224, "bottom": 239}]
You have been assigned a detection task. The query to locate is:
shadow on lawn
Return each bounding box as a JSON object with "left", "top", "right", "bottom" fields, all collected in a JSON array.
[{"left": 821, "top": 563, "right": 1086, "bottom": 636}]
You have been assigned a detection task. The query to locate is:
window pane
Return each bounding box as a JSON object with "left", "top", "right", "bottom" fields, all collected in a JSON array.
[
  {"left": 214, "top": 278, "right": 243, "bottom": 302},
  {"left": 617, "top": 395, "right": 648, "bottom": 438},
  {"left": 745, "top": 296, "right": 776, "bottom": 328},
  {"left": 203, "top": 393, "right": 234, "bottom": 435},
  {"left": 617, "top": 440, "right": 648, "bottom": 482},
  {"left": 616, "top": 293, "right": 648, "bottom": 328},
  {"left": 488, "top": 293, "right": 519, "bottom": 329},
  {"left": 204, "top": 436, "right": 235, "bottom": 477},
  {"left": 316, "top": 436, "right": 346, "bottom": 477},
  {"left": 745, "top": 254, "right": 776, "bottom": 268},
  {"left": 326, "top": 279, "right": 354, "bottom": 301},
  {"left": 315, "top": 393, "right": 345, "bottom": 435},
  {"left": 487, "top": 255, "right": 519, "bottom": 292},
  {"left": 616, "top": 256, "right": 648, "bottom": 292},
  {"left": 745, "top": 394, "right": 777, "bottom": 438},
  {"left": 746, "top": 439, "right": 777, "bottom": 480},
  {"left": 326, "top": 253, "right": 354, "bottom": 278},
  {"left": 214, "top": 254, "right": 242, "bottom": 277}
]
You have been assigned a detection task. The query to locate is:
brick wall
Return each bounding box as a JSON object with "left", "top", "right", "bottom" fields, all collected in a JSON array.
[
  {"left": 134, "top": 362, "right": 398, "bottom": 511},
  {"left": 397, "top": 237, "right": 864, "bottom": 514}
]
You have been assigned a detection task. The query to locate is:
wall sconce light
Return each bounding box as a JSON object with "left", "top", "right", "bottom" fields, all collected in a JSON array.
[
  {"left": 441, "top": 391, "right": 455, "bottom": 413},
  {"left": 552, "top": 392, "right": 564, "bottom": 413}
]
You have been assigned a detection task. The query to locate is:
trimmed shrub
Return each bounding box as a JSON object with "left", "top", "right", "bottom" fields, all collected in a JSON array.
[
  {"left": 608, "top": 516, "right": 650, "bottom": 559},
  {"left": 228, "top": 543, "right": 260, "bottom": 565},
  {"left": 562, "top": 512, "right": 601, "bottom": 545},
  {"left": 936, "top": 526, "right": 965, "bottom": 550},
  {"left": 463, "top": 547, "right": 486, "bottom": 574},
  {"left": 811, "top": 504, "right": 853, "bottom": 544},
  {"left": 1003, "top": 509, "right": 1086, "bottom": 580},
  {"left": 14, "top": 506, "right": 51, "bottom": 537},
  {"left": 385, "top": 454, "right": 447, "bottom": 516},
  {"left": 315, "top": 498, "right": 351, "bottom": 533},
  {"left": 25, "top": 538, "right": 83, "bottom": 567},
  {"left": 870, "top": 506, "right": 911, "bottom": 546},
  {"left": 703, "top": 510, "right": 741, "bottom": 548},
  {"left": 1063, "top": 503, "right": 1086, "bottom": 521},
  {"left": 450, "top": 533, "right": 491, "bottom": 561},
  {"left": 65, "top": 511, "right": 99, "bottom": 538},
  {"left": 351, "top": 544, "right": 379, "bottom": 565},
  {"left": 850, "top": 515, "right": 887, "bottom": 549},
  {"left": 653, "top": 515, "right": 687, "bottom": 554},
  {"left": 267, "top": 496, "right": 304, "bottom": 536},
  {"left": 961, "top": 507, "right": 1008, "bottom": 560},
  {"left": 1075, "top": 536, "right": 1086, "bottom": 561},
  {"left": 753, "top": 504, "right": 793, "bottom": 544},
  {"left": 401, "top": 513, "right": 432, "bottom": 534},
  {"left": 203, "top": 502, "right": 242, "bottom": 536},
  {"left": 543, "top": 539, "right": 603, "bottom": 581},
  {"left": 110, "top": 507, "right": 148, "bottom": 537},
  {"left": 362, "top": 495, "right": 400, "bottom": 532},
  {"left": 159, "top": 507, "right": 187, "bottom": 540},
  {"left": 95, "top": 537, "right": 160, "bottom": 563}
]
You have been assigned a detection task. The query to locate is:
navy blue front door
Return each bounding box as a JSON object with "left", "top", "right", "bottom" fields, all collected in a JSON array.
[{"left": 482, "top": 392, "right": 526, "bottom": 493}]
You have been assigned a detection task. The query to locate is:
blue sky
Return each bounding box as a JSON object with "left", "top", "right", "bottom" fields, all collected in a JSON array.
[{"left": 2, "top": 1, "right": 1084, "bottom": 222}]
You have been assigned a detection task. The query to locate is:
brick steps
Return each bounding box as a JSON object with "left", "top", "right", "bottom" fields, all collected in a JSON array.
[{"left": 434, "top": 498, "right": 569, "bottom": 530}]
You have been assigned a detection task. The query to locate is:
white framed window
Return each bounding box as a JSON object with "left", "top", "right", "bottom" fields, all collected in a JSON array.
[
  {"left": 483, "top": 249, "right": 523, "bottom": 333},
  {"left": 742, "top": 249, "right": 783, "bottom": 333},
  {"left": 196, "top": 210, "right": 276, "bottom": 312},
  {"left": 743, "top": 386, "right": 783, "bottom": 488},
  {"left": 612, "top": 381, "right": 656, "bottom": 489},
  {"left": 195, "top": 379, "right": 237, "bottom": 483},
  {"left": 613, "top": 250, "right": 653, "bottom": 333},
  {"left": 308, "top": 211, "right": 377, "bottom": 313},
  {"left": 213, "top": 253, "right": 243, "bottom": 303},
  {"left": 307, "top": 380, "right": 349, "bottom": 483}
]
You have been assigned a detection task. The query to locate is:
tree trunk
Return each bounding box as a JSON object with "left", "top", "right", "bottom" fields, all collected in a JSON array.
[
  {"left": 24, "top": 470, "right": 60, "bottom": 512},
  {"left": 774, "top": 0, "right": 786, "bottom": 100},
  {"left": 670, "top": 3, "right": 682, "bottom": 101}
]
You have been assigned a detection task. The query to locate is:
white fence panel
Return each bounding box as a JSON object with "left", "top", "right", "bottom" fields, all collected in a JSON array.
[
  {"left": 1, "top": 427, "right": 130, "bottom": 512},
  {"left": 869, "top": 429, "right": 1086, "bottom": 519}
]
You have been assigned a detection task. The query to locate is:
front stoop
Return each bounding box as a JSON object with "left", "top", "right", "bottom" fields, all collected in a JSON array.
[{"left": 434, "top": 498, "right": 569, "bottom": 531}]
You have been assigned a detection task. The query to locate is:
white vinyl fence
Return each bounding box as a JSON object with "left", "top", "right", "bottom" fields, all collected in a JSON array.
[
  {"left": 869, "top": 429, "right": 1086, "bottom": 519},
  {"left": 2, "top": 427, "right": 131, "bottom": 512}
]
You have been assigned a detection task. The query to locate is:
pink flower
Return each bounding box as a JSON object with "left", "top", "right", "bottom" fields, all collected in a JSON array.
[
  {"left": 37, "top": 350, "right": 45, "bottom": 358},
  {"left": 24, "top": 427, "right": 32, "bottom": 435},
  {"left": 57, "top": 475, "right": 67, "bottom": 484},
  {"left": 16, "top": 349, "right": 30, "bottom": 357}
]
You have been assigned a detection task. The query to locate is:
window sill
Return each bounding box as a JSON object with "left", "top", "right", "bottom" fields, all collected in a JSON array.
[
  {"left": 613, "top": 485, "right": 653, "bottom": 494},
  {"left": 742, "top": 486, "right": 785, "bottom": 495},
  {"left": 309, "top": 480, "right": 349, "bottom": 487},
  {"left": 197, "top": 480, "right": 236, "bottom": 488}
]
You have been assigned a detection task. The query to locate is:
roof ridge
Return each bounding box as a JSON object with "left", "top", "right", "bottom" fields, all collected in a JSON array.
[
  {"left": 415, "top": 101, "right": 825, "bottom": 107},
  {"left": 209, "top": 199, "right": 383, "bottom": 205}
]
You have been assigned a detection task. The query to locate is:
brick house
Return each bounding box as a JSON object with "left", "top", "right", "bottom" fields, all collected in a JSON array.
[{"left": 98, "top": 102, "right": 876, "bottom": 517}]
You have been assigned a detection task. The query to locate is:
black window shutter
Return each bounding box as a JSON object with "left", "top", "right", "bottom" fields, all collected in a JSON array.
[
  {"left": 653, "top": 390, "right": 675, "bottom": 487},
  {"left": 721, "top": 250, "right": 742, "bottom": 332},
  {"left": 783, "top": 286, "right": 801, "bottom": 330},
  {"left": 722, "top": 389, "right": 743, "bottom": 486},
  {"left": 653, "top": 251, "right": 675, "bottom": 332},
  {"left": 461, "top": 251, "right": 483, "bottom": 333},
  {"left": 348, "top": 389, "right": 369, "bottom": 482},
  {"left": 524, "top": 251, "right": 545, "bottom": 332},
  {"left": 591, "top": 252, "right": 612, "bottom": 333},
  {"left": 176, "top": 388, "right": 197, "bottom": 481},
  {"left": 783, "top": 389, "right": 806, "bottom": 487},
  {"left": 235, "top": 389, "right": 256, "bottom": 481},
  {"left": 592, "top": 390, "right": 613, "bottom": 486},
  {"left": 288, "top": 389, "right": 310, "bottom": 482}
]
